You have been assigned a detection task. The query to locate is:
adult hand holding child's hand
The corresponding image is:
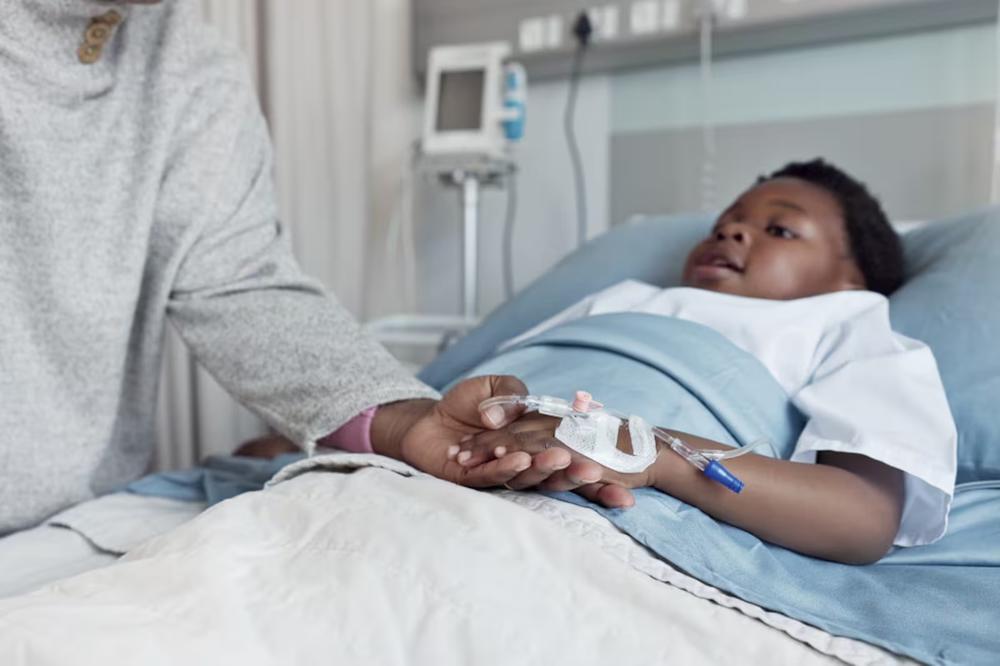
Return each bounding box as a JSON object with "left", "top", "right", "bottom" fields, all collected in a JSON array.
[
  {"left": 453, "top": 412, "right": 654, "bottom": 509},
  {"left": 374, "top": 376, "right": 589, "bottom": 490}
]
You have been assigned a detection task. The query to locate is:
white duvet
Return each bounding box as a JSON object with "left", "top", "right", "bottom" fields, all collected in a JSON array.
[{"left": 0, "top": 454, "right": 910, "bottom": 665}]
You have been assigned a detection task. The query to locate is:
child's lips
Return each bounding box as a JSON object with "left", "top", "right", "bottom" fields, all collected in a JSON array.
[
  {"left": 691, "top": 251, "right": 745, "bottom": 280},
  {"left": 696, "top": 248, "right": 745, "bottom": 271},
  {"left": 690, "top": 264, "right": 742, "bottom": 280}
]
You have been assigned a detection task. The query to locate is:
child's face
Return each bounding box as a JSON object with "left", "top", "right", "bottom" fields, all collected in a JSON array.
[{"left": 681, "top": 177, "right": 865, "bottom": 300}]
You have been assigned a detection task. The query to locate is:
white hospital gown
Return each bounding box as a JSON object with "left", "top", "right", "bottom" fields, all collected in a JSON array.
[{"left": 506, "top": 280, "right": 957, "bottom": 547}]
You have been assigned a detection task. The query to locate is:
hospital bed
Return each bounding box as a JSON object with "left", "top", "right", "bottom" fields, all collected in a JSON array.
[{"left": 1, "top": 209, "right": 997, "bottom": 666}]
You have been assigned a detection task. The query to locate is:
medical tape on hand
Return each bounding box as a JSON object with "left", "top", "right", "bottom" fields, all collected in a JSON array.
[{"left": 554, "top": 412, "right": 657, "bottom": 474}]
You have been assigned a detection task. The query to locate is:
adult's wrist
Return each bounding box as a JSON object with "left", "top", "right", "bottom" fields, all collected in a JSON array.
[{"left": 370, "top": 398, "right": 437, "bottom": 461}]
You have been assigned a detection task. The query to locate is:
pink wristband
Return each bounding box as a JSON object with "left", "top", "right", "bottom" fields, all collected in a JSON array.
[{"left": 318, "top": 405, "right": 377, "bottom": 454}]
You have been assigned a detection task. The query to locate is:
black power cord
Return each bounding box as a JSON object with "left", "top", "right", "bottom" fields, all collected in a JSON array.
[
  {"left": 501, "top": 168, "right": 518, "bottom": 300},
  {"left": 504, "top": 13, "right": 591, "bottom": 302},
  {"left": 566, "top": 11, "right": 592, "bottom": 250}
]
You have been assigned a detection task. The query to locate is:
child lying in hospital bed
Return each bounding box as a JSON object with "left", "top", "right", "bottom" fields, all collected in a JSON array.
[
  {"left": 452, "top": 158, "right": 957, "bottom": 565},
  {"left": 0, "top": 159, "right": 976, "bottom": 665}
]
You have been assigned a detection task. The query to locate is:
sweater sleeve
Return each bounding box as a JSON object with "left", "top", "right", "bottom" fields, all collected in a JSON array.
[{"left": 161, "top": 46, "right": 437, "bottom": 447}]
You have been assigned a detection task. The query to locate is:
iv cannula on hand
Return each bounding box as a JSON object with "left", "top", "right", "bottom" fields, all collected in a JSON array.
[{"left": 479, "top": 391, "right": 762, "bottom": 493}]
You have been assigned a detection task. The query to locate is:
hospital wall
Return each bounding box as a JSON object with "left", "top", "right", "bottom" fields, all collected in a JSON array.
[{"left": 412, "top": 21, "right": 998, "bottom": 320}]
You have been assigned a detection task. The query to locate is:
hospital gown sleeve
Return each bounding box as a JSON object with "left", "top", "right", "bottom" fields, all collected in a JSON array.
[
  {"left": 160, "top": 48, "right": 437, "bottom": 446},
  {"left": 789, "top": 303, "right": 957, "bottom": 547}
]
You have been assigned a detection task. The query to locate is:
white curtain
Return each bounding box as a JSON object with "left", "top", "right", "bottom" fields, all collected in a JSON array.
[
  {"left": 364, "top": 0, "right": 423, "bottom": 321},
  {"left": 154, "top": 0, "right": 403, "bottom": 469}
]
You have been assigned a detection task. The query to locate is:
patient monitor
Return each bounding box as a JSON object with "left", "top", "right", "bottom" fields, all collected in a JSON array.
[
  {"left": 420, "top": 42, "right": 526, "bottom": 322},
  {"left": 366, "top": 43, "right": 526, "bottom": 360},
  {"left": 422, "top": 42, "right": 525, "bottom": 164}
]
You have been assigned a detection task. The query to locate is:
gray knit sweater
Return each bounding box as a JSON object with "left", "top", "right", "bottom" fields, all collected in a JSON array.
[{"left": 0, "top": 0, "right": 437, "bottom": 533}]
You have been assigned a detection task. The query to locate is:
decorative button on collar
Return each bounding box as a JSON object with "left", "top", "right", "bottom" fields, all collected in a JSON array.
[
  {"left": 78, "top": 10, "right": 123, "bottom": 65},
  {"left": 78, "top": 43, "right": 102, "bottom": 65},
  {"left": 99, "top": 10, "right": 122, "bottom": 27},
  {"left": 84, "top": 22, "right": 112, "bottom": 46}
]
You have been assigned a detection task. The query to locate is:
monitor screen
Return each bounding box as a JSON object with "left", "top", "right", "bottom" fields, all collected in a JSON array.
[{"left": 436, "top": 69, "right": 485, "bottom": 132}]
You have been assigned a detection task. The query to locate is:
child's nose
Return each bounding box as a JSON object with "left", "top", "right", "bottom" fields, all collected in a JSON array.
[{"left": 714, "top": 223, "right": 750, "bottom": 244}]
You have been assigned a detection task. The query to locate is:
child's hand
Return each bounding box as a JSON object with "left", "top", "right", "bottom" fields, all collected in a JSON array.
[{"left": 451, "top": 413, "right": 654, "bottom": 509}]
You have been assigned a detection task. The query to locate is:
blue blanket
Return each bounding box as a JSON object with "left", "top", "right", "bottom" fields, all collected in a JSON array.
[
  {"left": 430, "top": 313, "right": 1000, "bottom": 666},
  {"left": 126, "top": 453, "right": 305, "bottom": 505}
]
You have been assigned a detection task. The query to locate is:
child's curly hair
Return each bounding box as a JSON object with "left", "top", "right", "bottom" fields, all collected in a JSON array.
[{"left": 761, "top": 159, "right": 904, "bottom": 296}]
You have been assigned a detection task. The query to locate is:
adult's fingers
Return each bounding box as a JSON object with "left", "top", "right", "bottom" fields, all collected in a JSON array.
[
  {"left": 437, "top": 375, "right": 529, "bottom": 432},
  {"left": 453, "top": 427, "right": 559, "bottom": 468},
  {"left": 479, "top": 375, "right": 530, "bottom": 430},
  {"left": 450, "top": 450, "right": 533, "bottom": 488}
]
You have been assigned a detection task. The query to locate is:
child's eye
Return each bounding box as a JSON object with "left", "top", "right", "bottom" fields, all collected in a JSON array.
[{"left": 767, "top": 224, "right": 796, "bottom": 240}]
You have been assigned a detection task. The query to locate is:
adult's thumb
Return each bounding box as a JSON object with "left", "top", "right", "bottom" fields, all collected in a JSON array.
[{"left": 481, "top": 374, "right": 529, "bottom": 429}]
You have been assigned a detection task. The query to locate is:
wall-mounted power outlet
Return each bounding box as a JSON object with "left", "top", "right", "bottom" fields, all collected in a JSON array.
[
  {"left": 661, "top": 0, "right": 682, "bottom": 30},
  {"left": 587, "top": 5, "right": 621, "bottom": 41},
  {"left": 630, "top": 1, "right": 660, "bottom": 35},
  {"left": 518, "top": 17, "right": 546, "bottom": 52},
  {"left": 416, "top": 0, "right": 998, "bottom": 82},
  {"left": 717, "top": 0, "right": 749, "bottom": 20},
  {"left": 545, "top": 14, "right": 565, "bottom": 49}
]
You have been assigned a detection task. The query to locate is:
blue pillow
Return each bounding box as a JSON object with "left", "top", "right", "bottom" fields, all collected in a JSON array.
[
  {"left": 419, "top": 214, "right": 711, "bottom": 388},
  {"left": 420, "top": 210, "right": 1000, "bottom": 483},
  {"left": 890, "top": 209, "right": 1000, "bottom": 483}
]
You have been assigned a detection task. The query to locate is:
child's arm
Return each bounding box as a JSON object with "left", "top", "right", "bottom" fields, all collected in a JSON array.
[
  {"left": 645, "top": 429, "right": 903, "bottom": 565},
  {"left": 458, "top": 420, "right": 904, "bottom": 564}
]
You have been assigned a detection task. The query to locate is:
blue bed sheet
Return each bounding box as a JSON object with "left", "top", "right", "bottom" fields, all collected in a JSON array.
[
  {"left": 440, "top": 312, "right": 1000, "bottom": 666},
  {"left": 126, "top": 452, "right": 305, "bottom": 506}
]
